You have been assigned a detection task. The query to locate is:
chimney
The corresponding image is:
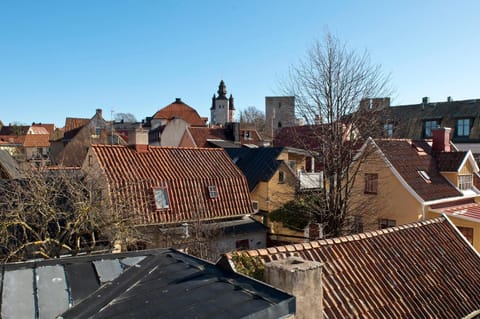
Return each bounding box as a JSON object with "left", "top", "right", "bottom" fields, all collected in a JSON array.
[
  {"left": 225, "top": 122, "right": 241, "bottom": 143},
  {"left": 447, "top": 96, "right": 453, "bottom": 102},
  {"left": 432, "top": 127, "right": 451, "bottom": 153},
  {"left": 96, "top": 109, "right": 103, "bottom": 117},
  {"left": 128, "top": 128, "right": 149, "bottom": 153},
  {"left": 422, "top": 97, "right": 429, "bottom": 104},
  {"left": 175, "top": 98, "right": 182, "bottom": 103},
  {"left": 265, "top": 257, "right": 323, "bottom": 319}
]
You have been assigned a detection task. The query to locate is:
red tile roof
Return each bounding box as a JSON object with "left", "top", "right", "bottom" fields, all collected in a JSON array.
[
  {"left": 225, "top": 217, "right": 480, "bottom": 318},
  {"left": 431, "top": 199, "right": 480, "bottom": 222},
  {"left": 373, "top": 139, "right": 462, "bottom": 201},
  {"left": 153, "top": 99, "right": 206, "bottom": 126},
  {"left": 64, "top": 118, "right": 90, "bottom": 133},
  {"left": 32, "top": 123, "right": 55, "bottom": 136},
  {"left": 23, "top": 134, "right": 50, "bottom": 147},
  {"left": 89, "top": 145, "right": 253, "bottom": 225}
]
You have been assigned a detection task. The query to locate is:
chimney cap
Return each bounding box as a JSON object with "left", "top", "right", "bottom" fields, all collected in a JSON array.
[{"left": 175, "top": 98, "right": 182, "bottom": 103}]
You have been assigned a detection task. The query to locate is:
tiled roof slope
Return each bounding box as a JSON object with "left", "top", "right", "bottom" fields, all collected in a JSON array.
[
  {"left": 224, "top": 147, "right": 284, "bottom": 191},
  {"left": 224, "top": 217, "right": 480, "bottom": 319},
  {"left": 435, "top": 151, "right": 468, "bottom": 171},
  {"left": 387, "top": 99, "right": 480, "bottom": 141},
  {"left": 153, "top": 99, "right": 206, "bottom": 126},
  {"left": 373, "top": 139, "right": 462, "bottom": 201},
  {"left": 274, "top": 125, "right": 324, "bottom": 150},
  {"left": 90, "top": 145, "right": 253, "bottom": 224},
  {"left": 23, "top": 134, "right": 50, "bottom": 147},
  {"left": 64, "top": 118, "right": 90, "bottom": 139}
]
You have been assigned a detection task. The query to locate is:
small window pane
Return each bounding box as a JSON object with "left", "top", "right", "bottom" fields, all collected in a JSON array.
[
  {"left": 364, "top": 173, "right": 378, "bottom": 194},
  {"left": 457, "top": 118, "right": 471, "bottom": 137},
  {"left": 208, "top": 185, "right": 218, "bottom": 198},
  {"left": 423, "top": 120, "right": 440, "bottom": 138},
  {"left": 459, "top": 175, "right": 473, "bottom": 190},
  {"left": 154, "top": 188, "right": 169, "bottom": 209}
]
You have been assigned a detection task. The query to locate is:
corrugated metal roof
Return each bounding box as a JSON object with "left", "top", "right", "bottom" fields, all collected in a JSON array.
[{"left": 225, "top": 217, "right": 480, "bottom": 318}]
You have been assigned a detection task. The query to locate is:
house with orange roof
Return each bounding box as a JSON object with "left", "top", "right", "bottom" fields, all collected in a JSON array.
[
  {"left": 178, "top": 123, "right": 264, "bottom": 148},
  {"left": 148, "top": 98, "right": 208, "bottom": 146},
  {"left": 221, "top": 216, "right": 480, "bottom": 319},
  {"left": 82, "top": 128, "right": 266, "bottom": 258},
  {"left": 350, "top": 127, "right": 480, "bottom": 249},
  {"left": 51, "top": 109, "right": 126, "bottom": 167}
]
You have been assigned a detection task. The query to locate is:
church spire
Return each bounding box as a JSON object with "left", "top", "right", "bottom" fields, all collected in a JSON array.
[{"left": 217, "top": 80, "right": 227, "bottom": 98}]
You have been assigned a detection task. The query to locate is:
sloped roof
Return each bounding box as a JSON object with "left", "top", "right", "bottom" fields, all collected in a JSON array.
[
  {"left": 27, "top": 126, "right": 49, "bottom": 135},
  {"left": 0, "top": 125, "right": 29, "bottom": 136},
  {"left": 153, "top": 99, "right": 206, "bottom": 126},
  {"left": 386, "top": 99, "right": 480, "bottom": 141},
  {"left": 0, "top": 150, "right": 22, "bottom": 179},
  {"left": 435, "top": 151, "right": 468, "bottom": 171},
  {"left": 274, "top": 125, "right": 324, "bottom": 150},
  {"left": 372, "top": 139, "right": 462, "bottom": 201},
  {"left": 224, "top": 217, "right": 480, "bottom": 319},
  {"left": 224, "top": 147, "right": 284, "bottom": 191},
  {"left": 23, "top": 134, "right": 50, "bottom": 147},
  {"left": 0, "top": 249, "right": 294, "bottom": 319},
  {"left": 32, "top": 123, "right": 55, "bottom": 135},
  {"left": 431, "top": 198, "right": 480, "bottom": 222},
  {"left": 64, "top": 118, "right": 90, "bottom": 140},
  {"left": 89, "top": 145, "right": 253, "bottom": 225}
]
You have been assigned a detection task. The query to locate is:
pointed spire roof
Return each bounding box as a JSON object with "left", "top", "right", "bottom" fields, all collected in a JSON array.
[{"left": 217, "top": 80, "right": 227, "bottom": 98}]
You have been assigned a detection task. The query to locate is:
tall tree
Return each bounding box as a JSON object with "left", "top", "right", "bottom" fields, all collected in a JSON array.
[
  {"left": 282, "top": 32, "right": 391, "bottom": 237},
  {"left": 114, "top": 112, "right": 137, "bottom": 123}
]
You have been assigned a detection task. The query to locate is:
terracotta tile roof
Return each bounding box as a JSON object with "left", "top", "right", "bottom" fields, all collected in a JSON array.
[
  {"left": 31, "top": 123, "right": 55, "bottom": 136},
  {"left": 431, "top": 199, "right": 480, "bottom": 222},
  {"left": 225, "top": 217, "right": 480, "bottom": 318},
  {"left": 373, "top": 139, "right": 462, "bottom": 201},
  {"left": 89, "top": 145, "right": 253, "bottom": 225},
  {"left": 64, "top": 118, "right": 90, "bottom": 133},
  {"left": 435, "top": 151, "right": 468, "bottom": 171},
  {"left": 274, "top": 125, "right": 325, "bottom": 150},
  {"left": 185, "top": 127, "right": 263, "bottom": 148},
  {"left": 153, "top": 99, "right": 206, "bottom": 126},
  {"left": 28, "top": 126, "right": 49, "bottom": 135},
  {"left": 23, "top": 134, "right": 50, "bottom": 147},
  {"left": 0, "top": 125, "right": 29, "bottom": 136},
  {"left": 0, "top": 135, "right": 25, "bottom": 145}
]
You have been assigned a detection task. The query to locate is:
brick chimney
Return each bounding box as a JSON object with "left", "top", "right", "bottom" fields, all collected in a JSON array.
[
  {"left": 432, "top": 127, "right": 451, "bottom": 152},
  {"left": 128, "top": 128, "right": 149, "bottom": 153},
  {"left": 265, "top": 257, "right": 323, "bottom": 319}
]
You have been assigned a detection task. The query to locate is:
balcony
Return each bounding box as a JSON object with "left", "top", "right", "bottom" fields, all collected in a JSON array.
[{"left": 298, "top": 171, "right": 323, "bottom": 190}]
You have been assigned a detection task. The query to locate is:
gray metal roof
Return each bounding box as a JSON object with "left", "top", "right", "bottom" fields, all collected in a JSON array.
[{"left": 0, "top": 249, "right": 294, "bottom": 319}]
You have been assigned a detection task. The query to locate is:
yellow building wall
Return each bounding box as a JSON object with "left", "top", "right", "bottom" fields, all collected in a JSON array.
[
  {"left": 349, "top": 146, "right": 423, "bottom": 231},
  {"left": 441, "top": 172, "right": 458, "bottom": 186}
]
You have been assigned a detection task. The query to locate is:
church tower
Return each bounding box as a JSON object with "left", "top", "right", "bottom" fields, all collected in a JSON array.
[{"left": 210, "top": 80, "right": 235, "bottom": 126}]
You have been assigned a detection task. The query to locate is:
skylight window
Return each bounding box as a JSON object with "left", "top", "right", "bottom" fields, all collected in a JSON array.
[
  {"left": 418, "top": 170, "right": 431, "bottom": 183},
  {"left": 208, "top": 185, "right": 218, "bottom": 198},
  {"left": 153, "top": 187, "right": 169, "bottom": 209}
]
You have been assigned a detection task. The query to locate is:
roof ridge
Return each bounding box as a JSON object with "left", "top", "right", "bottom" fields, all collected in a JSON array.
[{"left": 237, "top": 217, "right": 447, "bottom": 257}]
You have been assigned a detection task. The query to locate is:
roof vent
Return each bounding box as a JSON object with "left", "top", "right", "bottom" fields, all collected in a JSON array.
[{"left": 175, "top": 98, "right": 181, "bottom": 103}]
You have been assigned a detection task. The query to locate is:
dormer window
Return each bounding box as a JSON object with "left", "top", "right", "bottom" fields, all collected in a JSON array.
[
  {"left": 208, "top": 185, "right": 218, "bottom": 198},
  {"left": 384, "top": 123, "right": 394, "bottom": 137},
  {"left": 423, "top": 120, "right": 440, "bottom": 138},
  {"left": 418, "top": 170, "right": 431, "bottom": 183},
  {"left": 153, "top": 187, "right": 169, "bottom": 209},
  {"left": 459, "top": 174, "right": 473, "bottom": 190},
  {"left": 456, "top": 118, "right": 471, "bottom": 137}
]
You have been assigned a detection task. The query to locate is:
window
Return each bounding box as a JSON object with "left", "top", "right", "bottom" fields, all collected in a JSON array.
[
  {"left": 95, "top": 127, "right": 102, "bottom": 136},
  {"left": 379, "top": 219, "right": 396, "bottom": 229},
  {"left": 418, "top": 170, "right": 431, "bottom": 183},
  {"left": 153, "top": 187, "right": 169, "bottom": 209},
  {"left": 456, "top": 118, "right": 471, "bottom": 137},
  {"left": 364, "top": 173, "right": 378, "bottom": 194},
  {"left": 384, "top": 123, "right": 394, "bottom": 137},
  {"left": 423, "top": 120, "right": 440, "bottom": 138},
  {"left": 278, "top": 121, "right": 282, "bottom": 128},
  {"left": 458, "top": 226, "right": 474, "bottom": 244},
  {"left": 459, "top": 174, "right": 473, "bottom": 190},
  {"left": 208, "top": 185, "right": 218, "bottom": 198},
  {"left": 278, "top": 171, "right": 285, "bottom": 183}
]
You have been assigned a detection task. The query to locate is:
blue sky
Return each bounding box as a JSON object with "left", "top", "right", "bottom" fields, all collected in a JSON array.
[{"left": 1, "top": 0, "right": 479, "bottom": 127}]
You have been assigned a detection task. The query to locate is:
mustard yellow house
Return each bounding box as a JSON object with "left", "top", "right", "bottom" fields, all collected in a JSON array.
[
  {"left": 224, "top": 147, "right": 323, "bottom": 240},
  {"left": 351, "top": 127, "right": 480, "bottom": 249}
]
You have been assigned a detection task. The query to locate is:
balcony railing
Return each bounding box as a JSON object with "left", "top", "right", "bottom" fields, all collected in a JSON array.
[{"left": 298, "top": 172, "right": 323, "bottom": 190}]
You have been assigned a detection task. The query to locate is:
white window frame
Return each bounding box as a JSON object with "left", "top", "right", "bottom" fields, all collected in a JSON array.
[
  {"left": 456, "top": 118, "right": 471, "bottom": 137},
  {"left": 208, "top": 185, "right": 218, "bottom": 198},
  {"left": 459, "top": 174, "right": 473, "bottom": 190},
  {"left": 153, "top": 187, "right": 169, "bottom": 209}
]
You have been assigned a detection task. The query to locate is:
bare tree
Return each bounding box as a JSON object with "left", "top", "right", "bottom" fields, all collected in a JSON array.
[
  {"left": 114, "top": 112, "right": 137, "bottom": 123},
  {"left": 0, "top": 167, "right": 140, "bottom": 262},
  {"left": 239, "top": 106, "right": 266, "bottom": 136},
  {"left": 281, "top": 32, "right": 391, "bottom": 237}
]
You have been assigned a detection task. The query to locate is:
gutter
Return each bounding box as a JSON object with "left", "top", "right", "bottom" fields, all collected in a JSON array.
[{"left": 463, "top": 309, "right": 480, "bottom": 319}]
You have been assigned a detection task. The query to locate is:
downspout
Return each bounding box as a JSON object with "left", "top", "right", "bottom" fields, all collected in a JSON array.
[{"left": 421, "top": 203, "right": 426, "bottom": 221}]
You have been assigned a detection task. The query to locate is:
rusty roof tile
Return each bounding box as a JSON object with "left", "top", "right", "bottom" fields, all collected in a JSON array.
[
  {"left": 152, "top": 99, "right": 206, "bottom": 126},
  {"left": 227, "top": 217, "right": 480, "bottom": 318},
  {"left": 89, "top": 145, "right": 252, "bottom": 225}
]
